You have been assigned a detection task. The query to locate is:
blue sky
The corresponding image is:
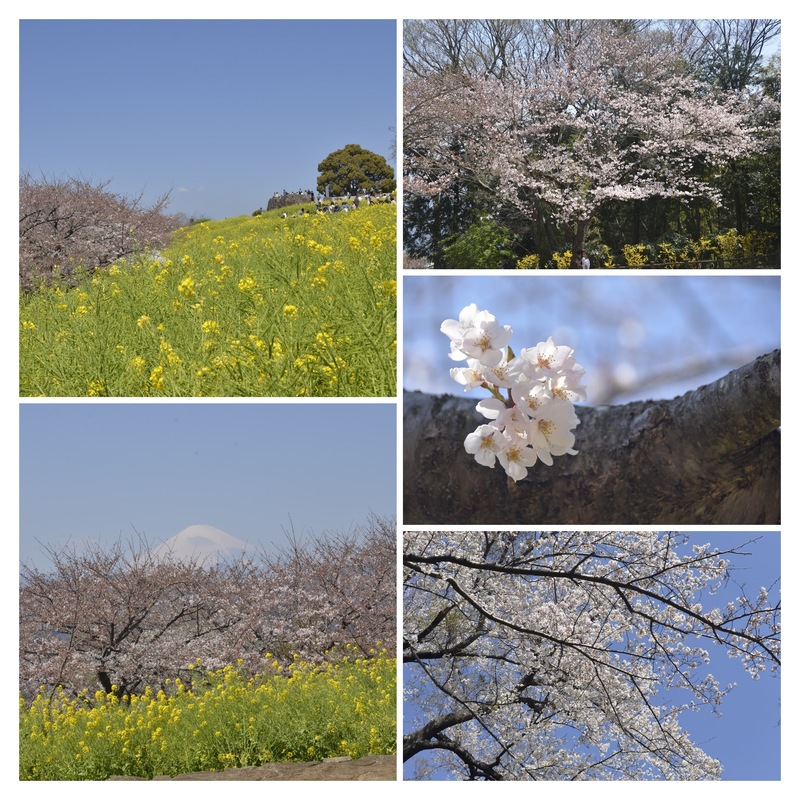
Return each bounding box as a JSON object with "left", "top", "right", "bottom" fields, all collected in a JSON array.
[
  {"left": 404, "top": 274, "right": 780, "bottom": 404},
  {"left": 19, "top": 19, "right": 397, "bottom": 221},
  {"left": 19, "top": 402, "right": 396, "bottom": 568},
  {"left": 403, "top": 531, "right": 781, "bottom": 780}
]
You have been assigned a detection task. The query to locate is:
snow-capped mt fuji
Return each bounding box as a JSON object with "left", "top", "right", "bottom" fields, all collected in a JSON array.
[{"left": 152, "top": 524, "right": 255, "bottom": 563}]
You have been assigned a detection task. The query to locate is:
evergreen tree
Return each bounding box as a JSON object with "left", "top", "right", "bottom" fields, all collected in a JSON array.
[{"left": 317, "top": 144, "right": 396, "bottom": 196}]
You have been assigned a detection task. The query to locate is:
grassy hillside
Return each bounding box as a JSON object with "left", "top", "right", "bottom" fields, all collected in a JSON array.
[{"left": 20, "top": 203, "right": 396, "bottom": 397}]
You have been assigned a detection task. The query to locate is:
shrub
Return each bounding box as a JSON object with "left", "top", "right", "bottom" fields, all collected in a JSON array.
[
  {"left": 622, "top": 244, "right": 649, "bottom": 267},
  {"left": 515, "top": 254, "right": 541, "bottom": 270},
  {"left": 441, "top": 217, "right": 515, "bottom": 269},
  {"left": 551, "top": 250, "right": 572, "bottom": 269}
]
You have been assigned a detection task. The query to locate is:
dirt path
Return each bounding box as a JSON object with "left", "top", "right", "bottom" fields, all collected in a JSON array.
[{"left": 107, "top": 754, "right": 397, "bottom": 781}]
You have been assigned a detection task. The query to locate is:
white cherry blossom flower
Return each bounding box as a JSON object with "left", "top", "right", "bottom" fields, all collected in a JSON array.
[
  {"left": 475, "top": 397, "right": 507, "bottom": 421},
  {"left": 482, "top": 355, "right": 517, "bottom": 388},
  {"left": 516, "top": 337, "right": 585, "bottom": 383},
  {"left": 528, "top": 402, "right": 580, "bottom": 465},
  {"left": 511, "top": 380, "right": 553, "bottom": 417},
  {"left": 464, "top": 424, "right": 506, "bottom": 467},
  {"left": 497, "top": 435, "right": 539, "bottom": 481},
  {"left": 450, "top": 359, "right": 487, "bottom": 391},
  {"left": 441, "top": 304, "right": 513, "bottom": 366},
  {"left": 459, "top": 318, "right": 513, "bottom": 366}
]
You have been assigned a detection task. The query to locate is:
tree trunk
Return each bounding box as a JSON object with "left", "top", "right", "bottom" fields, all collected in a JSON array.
[
  {"left": 403, "top": 350, "right": 780, "bottom": 525},
  {"left": 568, "top": 218, "right": 590, "bottom": 267}
]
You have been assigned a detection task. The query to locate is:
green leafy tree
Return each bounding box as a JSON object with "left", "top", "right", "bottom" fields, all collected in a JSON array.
[
  {"left": 441, "top": 217, "right": 516, "bottom": 269},
  {"left": 317, "top": 144, "right": 396, "bottom": 196}
]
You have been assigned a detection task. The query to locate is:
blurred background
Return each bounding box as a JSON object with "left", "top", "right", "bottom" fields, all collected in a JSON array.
[{"left": 403, "top": 274, "right": 779, "bottom": 405}]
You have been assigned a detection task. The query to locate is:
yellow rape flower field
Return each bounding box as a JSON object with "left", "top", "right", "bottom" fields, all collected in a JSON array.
[
  {"left": 20, "top": 650, "right": 396, "bottom": 780},
  {"left": 20, "top": 203, "right": 397, "bottom": 397}
]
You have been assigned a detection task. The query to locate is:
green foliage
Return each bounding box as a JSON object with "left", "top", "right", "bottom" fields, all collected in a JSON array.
[
  {"left": 20, "top": 652, "right": 396, "bottom": 780},
  {"left": 20, "top": 204, "right": 396, "bottom": 397},
  {"left": 317, "top": 144, "right": 396, "bottom": 197},
  {"left": 441, "top": 217, "right": 515, "bottom": 270}
]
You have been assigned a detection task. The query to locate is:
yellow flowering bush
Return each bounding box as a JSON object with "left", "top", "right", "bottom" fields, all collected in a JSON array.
[
  {"left": 551, "top": 250, "right": 572, "bottom": 269},
  {"left": 622, "top": 244, "right": 649, "bottom": 267},
  {"left": 515, "top": 254, "right": 541, "bottom": 270}
]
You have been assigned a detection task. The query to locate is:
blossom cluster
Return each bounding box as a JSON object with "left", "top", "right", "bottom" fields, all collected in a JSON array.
[{"left": 441, "top": 304, "right": 585, "bottom": 481}]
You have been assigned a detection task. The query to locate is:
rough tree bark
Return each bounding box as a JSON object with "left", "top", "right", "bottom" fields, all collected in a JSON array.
[{"left": 403, "top": 349, "right": 780, "bottom": 524}]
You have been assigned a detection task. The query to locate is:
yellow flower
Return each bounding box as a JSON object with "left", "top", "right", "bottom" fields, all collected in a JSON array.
[
  {"left": 283, "top": 304, "right": 298, "bottom": 318},
  {"left": 21, "top": 320, "right": 36, "bottom": 330},
  {"left": 149, "top": 366, "right": 165, "bottom": 390},
  {"left": 202, "top": 320, "right": 220, "bottom": 334},
  {"left": 137, "top": 315, "right": 151, "bottom": 329},
  {"left": 178, "top": 276, "right": 196, "bottom": 297},
  {"left": 249, "top": 335, "right": 266, "bottom": 350}
]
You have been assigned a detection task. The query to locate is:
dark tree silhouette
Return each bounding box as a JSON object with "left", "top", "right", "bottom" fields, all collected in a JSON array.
[{"left": 403, "top": 350, "right": 780, "bottom": 524}]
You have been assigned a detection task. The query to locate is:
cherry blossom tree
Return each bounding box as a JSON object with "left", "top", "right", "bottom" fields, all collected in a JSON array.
[
  {"left": 19, "top": 172, "right": 178, "bottom": 290},
  {"left": 404, "top": 20, "right": 778, "bottom": 266},
  {"left": 19, "top": 515, "right": 396, "bottom": 699},
  {"left": 403, "top": 531, "right": 780, "bottom": 780}
]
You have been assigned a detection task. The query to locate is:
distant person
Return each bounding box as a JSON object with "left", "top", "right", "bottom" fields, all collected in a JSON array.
[{"left": 580, "top": 251, "right": 591, "bottom": 270}]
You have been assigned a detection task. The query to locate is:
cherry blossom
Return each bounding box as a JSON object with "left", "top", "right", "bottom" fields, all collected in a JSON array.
[
  {"left": 404, "top": 531, "right": 780, "bottom": 780},
  {"left": 442, "top": 305, "right": 582, "bottom": 480},
  {"left": 464, "top": 424, "right": 505, "bottom": 468},
  {"left": 405, "top": 21, "right": 779, "bottom": 264},
  {"left": 441, "top": 304, "right": 513, "bottom": 367},
  {"left": 19, "top": 515, "right": 396, "bottom": 699},
  {"left": 449, "top": 359, "right": 487, "bottom": 391}
]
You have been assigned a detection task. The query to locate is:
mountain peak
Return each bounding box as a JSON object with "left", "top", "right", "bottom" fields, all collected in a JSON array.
[{"left": 152, "top": 524, "right": 255, "bottom": 563}]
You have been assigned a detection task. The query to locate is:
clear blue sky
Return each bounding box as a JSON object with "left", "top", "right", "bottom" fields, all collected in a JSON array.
[
  {"left": 19, "top": 402, "right": 396, "bottom": 568},
  {"left": 403, "top": 531, "right": 781, "bottom": 780},
  {"left": 19, "top": 19, "right": 397, "bottom": 221},
  {"left": 404, "top": 274, "right": 780, "bottom": 404}
]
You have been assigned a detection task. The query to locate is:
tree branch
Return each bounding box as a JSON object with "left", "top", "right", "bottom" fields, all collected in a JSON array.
[
  {"left": 404, "top": 350, "right": 779, "bottom": 524},
  {"left": 403, "top": 707, "right": 478, "bottom": 761}
]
